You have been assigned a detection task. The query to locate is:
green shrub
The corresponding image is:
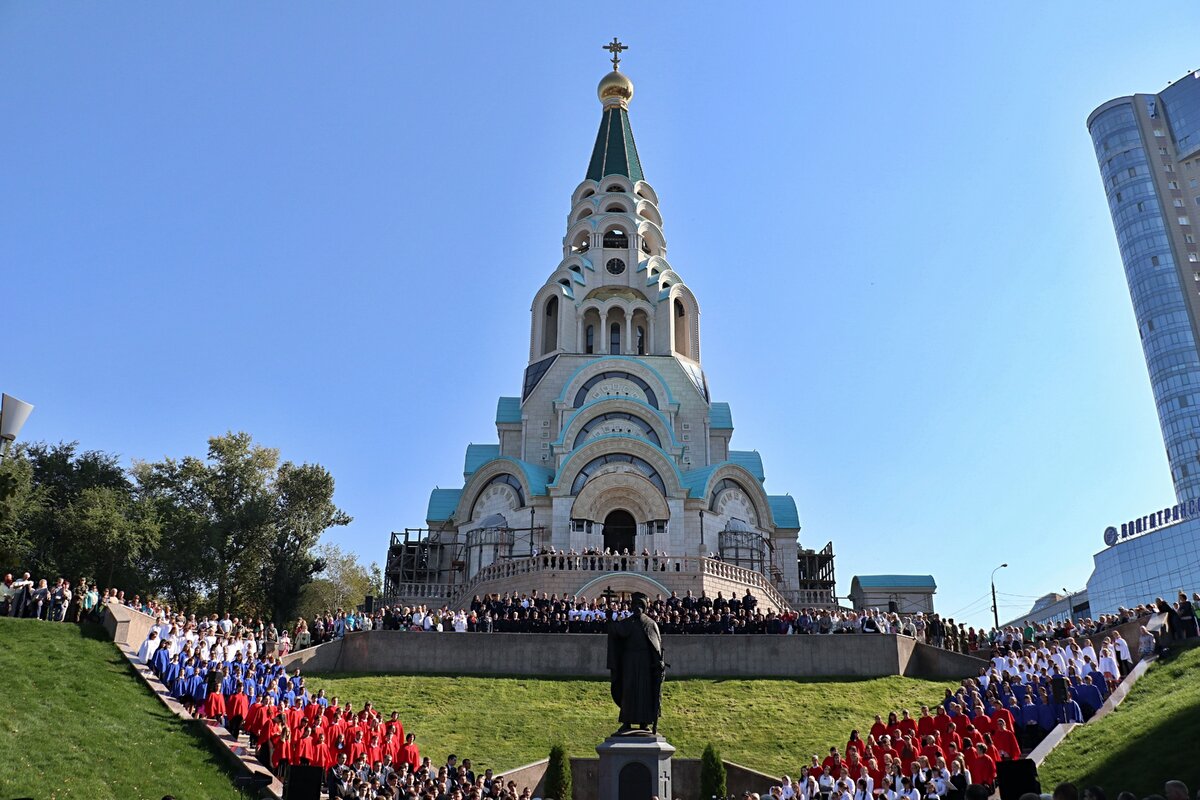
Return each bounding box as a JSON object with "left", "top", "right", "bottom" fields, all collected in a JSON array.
[
  {"left": 545, "top": 743, "right": 572, "bottom": 800},
  {"left": 700, "top": 742, "right": 726, "bottom": 800}
]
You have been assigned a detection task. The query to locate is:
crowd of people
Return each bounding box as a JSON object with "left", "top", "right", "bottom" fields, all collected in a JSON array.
[
  {"left": 138, "top": 613, "right": 539, "bottom": 799},
  {"left": 132, "top": 601, "right": 1186, "bottom": 800},
  {"left": 7, "top": 563, "right": 1198, "bottom": 800},
  {"left": 757, "top": 619, "right": 1186, "bottom": 800},
  {"left": 1, "top": 571, "right": 120, "bottom": 622}
]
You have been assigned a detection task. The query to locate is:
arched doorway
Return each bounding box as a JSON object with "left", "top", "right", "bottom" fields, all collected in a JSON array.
[{"left": 603, "top": 509, "right": 636, "bottom": 554}]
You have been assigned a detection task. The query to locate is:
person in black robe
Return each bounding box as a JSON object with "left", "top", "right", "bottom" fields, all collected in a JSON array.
[{"left": 606, "top": 592, "right": 665, "bottom": 735}]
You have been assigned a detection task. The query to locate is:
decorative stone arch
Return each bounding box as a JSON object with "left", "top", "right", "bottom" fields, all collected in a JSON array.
[
  {"left": 601, "top": 195, "right": 635, "bottom": 215},
  {"left": 572, "top": 180, "right": 600, "bottom": 205},
  {"left": 566, "top": 218, "right": 598, "bottom": 244},
  {"left": 598, "top": 217, "right": 633, "bottom": 249},
  {"left": 669, "top": 283, "right": 701, "bottom": 362},
  {"left": 637, "top": 220, "right": 667, "bottom": 256},
  {"left": 455, "top": 459, "right": 538, "bottom": 522},
  {"left": 632, "top": 180, "right": 659, "bottom": 205},
  {"left": 570, "top": 470, "right": 671, "bottom": 522},
  {"left": 530, "top": 282, "right": 570, "bottom": 359},
  {"left": 551, "top": 435, "right": 686, "bottom": 499},
  {"left": 641, "top": 255, "right": 671, "bottom": 279},
  {"left": 702, "top": 464, "right": 774, "bottom": 530},
  {"left": 571, "top": 204, "right": 596, "bottom": 224},
  {"left": 558, "top": 396, "right": 676, "bottom": 451},
  {"left": 636, "top": 200, "right": 663, "bottom": 227},
  {"left": 601, "top": 175, "right": 633, "bottom": 194},
  {"left": 557, "top": 356, "right": 677, "bottom": 412},
  {"left": 575, "top": 571, "right": 671, "bottom": 599},
  {"left": 656, "top": 268, "right": 683, "bottom": 291}
]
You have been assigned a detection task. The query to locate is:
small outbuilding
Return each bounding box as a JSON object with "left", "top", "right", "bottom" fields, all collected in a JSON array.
[{"left": 849, "top": 574, "right": 937, "bottom": 614}]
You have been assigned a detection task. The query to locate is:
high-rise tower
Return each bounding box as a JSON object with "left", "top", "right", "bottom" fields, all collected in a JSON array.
[
  {"left": 1083, "top": 71, "right": 1200, "bottom": 613},
  {"left": 1089, "top": 72, "right": 1200, "bottom": 501},
  {"left": 384, "top": 48, "right": 834, "bottom": 610}
]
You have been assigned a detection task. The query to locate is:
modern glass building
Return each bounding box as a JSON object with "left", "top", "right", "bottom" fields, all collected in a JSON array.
[{"left": 1085, "top": 71, "right": 1200, "bottom": 612}]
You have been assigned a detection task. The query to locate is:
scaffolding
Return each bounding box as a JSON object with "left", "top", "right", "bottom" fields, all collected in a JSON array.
[
  {"left": 717, "top": 520, "right": 770, "bottom": 575},
  {"left": 794, "top": 541, "right": 837, "bottom": 607},
  {"left": 383, "top": 523, "right": 549, "bottom": 597}
]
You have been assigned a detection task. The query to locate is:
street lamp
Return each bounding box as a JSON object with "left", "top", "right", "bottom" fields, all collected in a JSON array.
[
  {"left": 990, "top": 563, "right": 1009, "bottom": 631},
  {"left": 0, "top": 393, "right": 34, "bottom": 460}
]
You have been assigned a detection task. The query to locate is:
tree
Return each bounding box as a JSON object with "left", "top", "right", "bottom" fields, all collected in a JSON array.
[
  {"left": 61, "top": 486, "right": 160, "bottom": 588},
  {"left": 135, "top": 433, "right": 351, "bottom": 619},
  {"left": 260, "top": 461, "right": 352, "bottom": 625},
  {"left": 699, "top": 743, "right": 726, "bottom": 800},
  {"left": 0, "top": 451, "right": 42, "bottom": 568},
  {"left": 295, "top": 543, "right": 375, "bottom": 620},
  {"left": 545, "top": 743, "right": 572, "bottom": 800},
  {"left": 17, "top": 442, "right": 130, "bottom": 580}
]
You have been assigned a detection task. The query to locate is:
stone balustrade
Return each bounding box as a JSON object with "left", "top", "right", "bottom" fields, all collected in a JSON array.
[{"left": 382, "top": 554, "right": 793, "bottom": 613}]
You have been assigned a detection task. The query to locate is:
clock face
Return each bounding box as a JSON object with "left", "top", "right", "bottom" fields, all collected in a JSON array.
[
  {"left": 1103, "top": 526, "right": 1119, "bottom": 547},
  {"left": 606, "top": 258, "right": 626, "bottom": 275}
]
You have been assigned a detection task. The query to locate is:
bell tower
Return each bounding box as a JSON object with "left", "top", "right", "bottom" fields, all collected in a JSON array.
[{"left": 529, "top": 44, "right": 700, "bottom": 365}]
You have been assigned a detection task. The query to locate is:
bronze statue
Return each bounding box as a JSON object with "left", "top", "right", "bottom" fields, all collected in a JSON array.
[{"left": 606, "top": 591, "right": 666, "bottom": 735}]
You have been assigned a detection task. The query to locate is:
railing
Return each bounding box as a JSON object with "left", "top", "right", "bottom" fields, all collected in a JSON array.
[
  {"left": 780, "top": 588, "right": 838, "bottom": 609},
  {"left": 380, "top": 582, "right": 457, "bottom": 606},
  {"left": 446, "top": 554, "right": 794, "bottom": 613}
]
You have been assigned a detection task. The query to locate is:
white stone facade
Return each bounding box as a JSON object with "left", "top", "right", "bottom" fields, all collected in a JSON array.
[{"left": 413, "top": 65, "right": 806, "bottom": 604}]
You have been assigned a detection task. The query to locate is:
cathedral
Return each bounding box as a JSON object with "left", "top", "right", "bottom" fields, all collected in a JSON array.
[{"left": 384, "top": 45, "right": 834, "bottom": 611}]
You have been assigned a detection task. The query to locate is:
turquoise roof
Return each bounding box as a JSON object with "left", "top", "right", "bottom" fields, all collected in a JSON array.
[
  {"left": 495, "top": 397, "right": 522, "bottom": 424},
  {"left": 679, "top": 457, "right": 767, "bottom": 499},
  {"left": 680, "top": 464, "right": 722, "bottom": 498},
  {"left": 853, "top": 575, "right": 938, "bottom": 590},
  {"left": 463, "top": 444, "right": 500, "bottom": 479},
  {"left": 768, "top": 495, "right": 800, "bottom": 529},
  {"left": 469, "top": 456, "right": 556, "bottom": 497},
  {"left": 426, "top": 489, "right": 462, "bottom": 523},
  {"left": 587, "top": 106, "right": 643, "bottom": 183},
  {"left": 710, "top": 402, "right": 733, "bottom": 430},
  {"left": 729, "top": 450, "right": 765, "bottom": 482},
  {"left": 513, "top": 460, "right": 556, "bottom": 495}
]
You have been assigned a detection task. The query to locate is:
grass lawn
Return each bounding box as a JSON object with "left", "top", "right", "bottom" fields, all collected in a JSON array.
[
  {"left": 1039, "top": 643, "right": 1200, "bottom": 796},
  {"left": 0, "top": 617, "right": 251, "bottom": 800},
  {"left": 304, "top": 672, "right": 958, "bottom": 777}
]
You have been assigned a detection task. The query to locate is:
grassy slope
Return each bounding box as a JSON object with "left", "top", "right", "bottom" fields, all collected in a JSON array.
[
  {"left": 1039, "top": 644, "right": 1200, "bottom": 795},
  {"left": 0, "top": 618, "right": 250, "bottom": 800},
  {"left": 305, "top": 673, "right": 957, "bottom": 777}
]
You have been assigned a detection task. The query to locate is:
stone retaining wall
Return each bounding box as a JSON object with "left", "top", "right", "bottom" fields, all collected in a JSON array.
[
  {"left": 286, "top": 630, "right": 988, "bottom": 680},
  {"left": 498, "top": 755, "right": 778, "bottom": 800}
]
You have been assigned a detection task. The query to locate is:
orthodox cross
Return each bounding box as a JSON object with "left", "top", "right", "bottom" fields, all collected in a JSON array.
[{"left": 603, "top": 37, "right": 628, "bottom": 70}]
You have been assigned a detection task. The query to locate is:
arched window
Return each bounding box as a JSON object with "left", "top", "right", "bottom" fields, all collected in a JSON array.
[
  {"left": 610, "top": 322, "right": 621, "bottom": 355},
  {"left": 636, "top": 325, "right": 646, "bottom": 355},
  {"left": 585, "top": 325, "right": 595, "bottom": 355},
  {"left": 571, "top": 453, "right": 666, "bottom": 495},
  {"left": 603, "top": 227, "right": 629, "bottom": 249},
  {"left": 542, "top": 296, "right": 558, "bottom": 355},
  {"left": 606, "top": 204, "right": 625, "bottom": 213},
  {"left": 582, "top": 189, "right": 595, "bottom": 198},
  {"left": 674, "top": 298, "right": 691, "bottom": 359},
  {"left": 571, "top": 231, "right": 590, "bottom": 254},
  {"left": 606, "top": 184, "right": 626, "bottom": 193},
  {"left": 641, "top": 238, "right": 652, "bottom": 254},
  {"left": 573, "top": 412, "right": 662, "bottom": 449},
  {"left": 576, "top": 207, "right": 594, "bottom": 221}
]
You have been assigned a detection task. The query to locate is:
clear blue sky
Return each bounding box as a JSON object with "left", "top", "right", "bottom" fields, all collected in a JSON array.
[{"left": 4, "top": 3, "right": 1198, "bottom": 628}]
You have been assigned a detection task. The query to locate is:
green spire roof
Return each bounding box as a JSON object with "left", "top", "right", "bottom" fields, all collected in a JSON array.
[{"left": 586, "top": 107, "right": 644, "bottom": 183}]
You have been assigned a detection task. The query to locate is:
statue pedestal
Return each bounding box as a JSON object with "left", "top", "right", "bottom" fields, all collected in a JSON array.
[{"left": 596, "top": 734, "right": 674, "bottom": 800}]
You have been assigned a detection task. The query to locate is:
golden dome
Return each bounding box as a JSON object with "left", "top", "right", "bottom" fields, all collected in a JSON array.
[{"left": 598, "top": 70, "right": 634, "bottom": 107}]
